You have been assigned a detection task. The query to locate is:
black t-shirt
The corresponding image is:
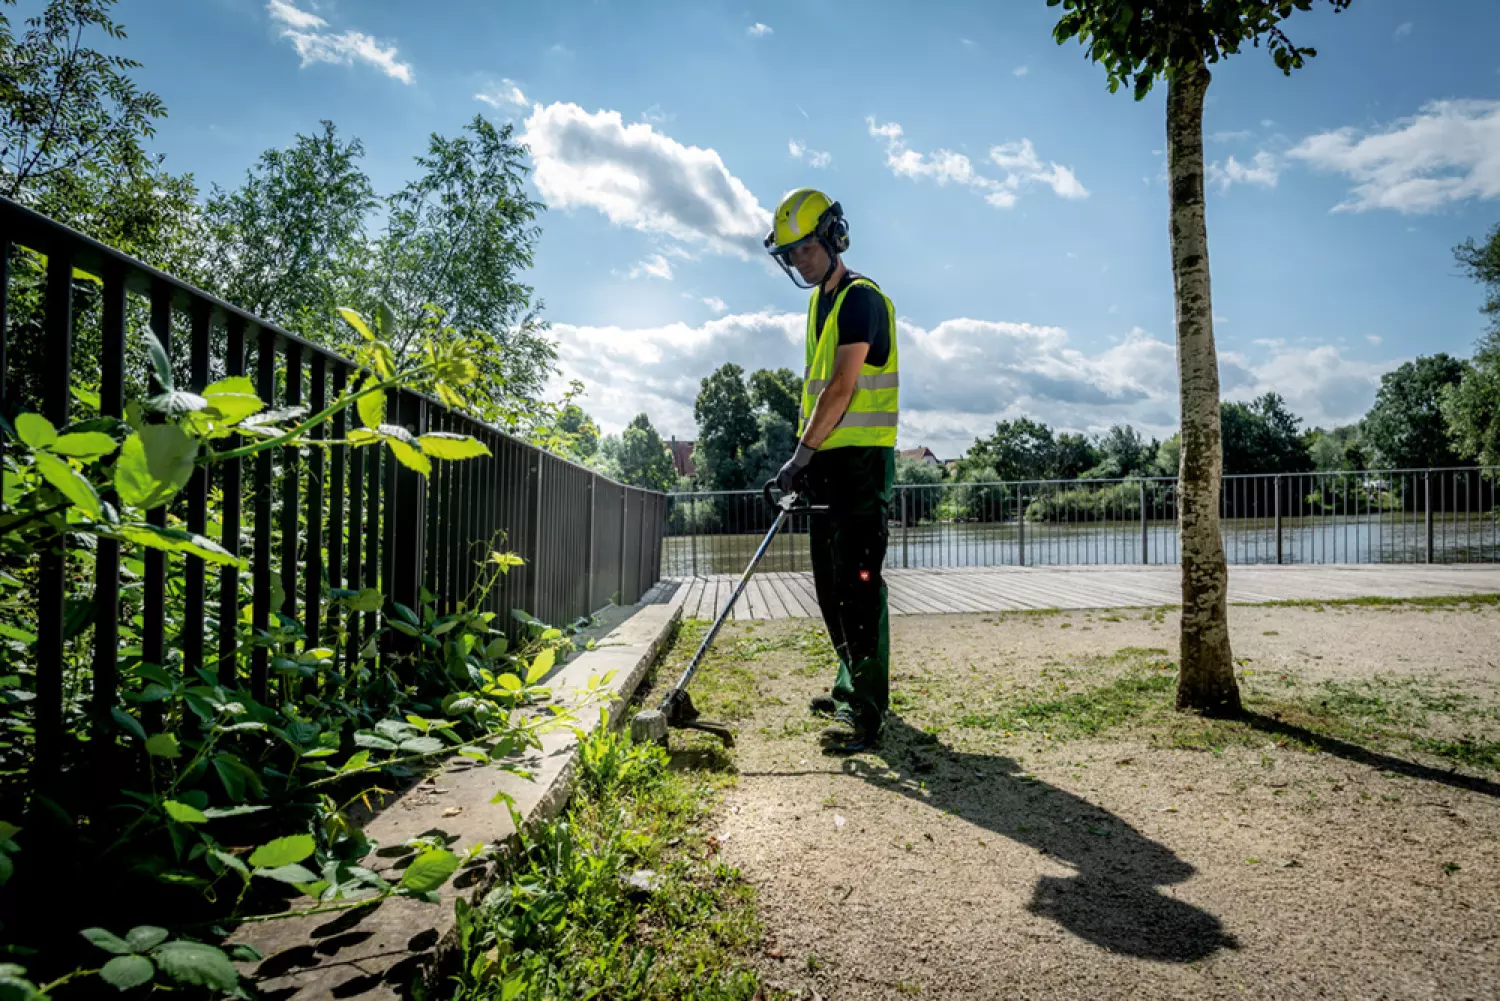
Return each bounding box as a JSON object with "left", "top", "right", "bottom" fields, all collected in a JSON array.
[{"left": 814, "top": 272, "right": 890, "bottom": 368}]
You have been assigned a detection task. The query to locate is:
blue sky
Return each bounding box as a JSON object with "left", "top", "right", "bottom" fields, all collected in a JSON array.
[{"left": 100, "top": 0, "right": 1500, "bottom": 456}]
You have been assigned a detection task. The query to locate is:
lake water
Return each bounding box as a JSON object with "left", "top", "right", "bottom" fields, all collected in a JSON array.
[{"left": 660, "top": 513, "right": 1500, "bottom": 576}]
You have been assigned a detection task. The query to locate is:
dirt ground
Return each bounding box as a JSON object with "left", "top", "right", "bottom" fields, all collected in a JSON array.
[{"left": 650, "top": 603, "right": 1500, "bottom": 1001}]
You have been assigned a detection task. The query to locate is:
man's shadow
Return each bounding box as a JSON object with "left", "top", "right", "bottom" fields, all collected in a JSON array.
[{"left": 829, "top": 715, "right": 1239, "bottom": 963}]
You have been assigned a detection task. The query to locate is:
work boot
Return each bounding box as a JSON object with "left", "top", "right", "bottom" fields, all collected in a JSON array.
[
  {"left": 820, "top": 709, "right": 880, "bottom": 755},
  {"left": 808, "top": 694, "right": 837, "bottom": 717}
]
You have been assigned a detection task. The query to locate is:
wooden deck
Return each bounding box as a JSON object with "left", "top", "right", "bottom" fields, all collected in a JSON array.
[{"left": 646, "top": 565, "right": 1500, "bottom": 621}]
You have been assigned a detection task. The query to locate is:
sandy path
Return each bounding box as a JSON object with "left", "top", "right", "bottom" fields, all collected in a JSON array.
[{"left": 676, "top": 606, "right": 1500, "bottom": 1001}]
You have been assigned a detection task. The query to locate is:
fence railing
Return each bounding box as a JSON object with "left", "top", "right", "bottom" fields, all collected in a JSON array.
[
  {"left": 661, "top": 468, "right": 1499, "bottom": 576},
  {"left": 0, "top": 195, "right": 664, "bottom": 801}
]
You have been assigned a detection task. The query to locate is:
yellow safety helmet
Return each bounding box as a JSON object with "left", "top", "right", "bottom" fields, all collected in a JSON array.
[{"left": 764, "top": 187, "right": 849, "bottom": 289}]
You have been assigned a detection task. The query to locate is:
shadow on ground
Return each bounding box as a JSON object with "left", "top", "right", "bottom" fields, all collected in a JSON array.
[{"left": 762, "top": 715, "right": 1242, "bottom": 963}]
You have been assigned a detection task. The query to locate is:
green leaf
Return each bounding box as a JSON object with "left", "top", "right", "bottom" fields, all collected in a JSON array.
[
  {"left": 14, "top": 414, "right": 57, "bottom": 450},
  {"left": 527, "top": 648, "right": 556, "bottom": 685},
  {"left": 147, "top": 390, "right": 209, "bottom": 416},
  {"left": 72, "top": 384, "right": 103, "bottom": 410},
  {"left": 113, "top": 523, "right": 242, "bottom": 567},
  {"left": 142, "top": 327, "right": 174, "bottom": 392},
  {"left": 0, "top": 822, "right": 18, "bottom": 842},
  {"left": 398, "top": 848, "right": 460, "bottom": 894},
  {"left": 50, "top": 431, "right": 117, "bottom": 459},
  {"left": 114, "top": 426, "right": 196, "bottom": 510},
  {"left": 210, "top": 849, "right": 249, "bottom": 877},
  {"left": 353, "top": 732, "right": 397, "bottom": 751},
  {"left": 338, "top": 307, "right": 375, "bottom": 341},
  {"left": 125, "top": 927, "right": 169, "bottom": 953},
  {"left": 348, "top": 588, "right": 384, "bottom": 613},
  {"left": 347, "top": 428, "right": 384, "bottom": 446},
  {"left": 417, "top": 433, "right": 492, "bottom": 460},
  {"left": 33, "top": 452, "right": 102, "bottom": 519},
  {"left": 144, "top": 733, "right": 181, "bottom": 759},
  {"left": 80, "top": 928, "right": 133, "bottom": 955},
  {"left": 340, "top": 750, "right": 371, "bottom": 772},
  {"left": 377, "top": 302, "right": 398, "bottom": 340},
  {"left": 489, "top": 552, "right": 525, "bottom": 571},
  {"left": 163, "top": 801, "right": 207, "bottom": 825},
  {"left": 398, "top": 736, "right": 444, "bottom": 755},
  {"left": 392, "top": 602, "right": 420, "bottom": 627},
  {"left": 100, "top": 954, "right": 154, "bottom": 990},
  {"left": 202, "top": 376, "right": 264, "bottom": 426},
  {"left": 248, "top": 834, "right": 315, "bottom": 869},
  {"left": 484, "top": 636, "right": 509, "bottom": 659},
  {"left": 71, "top": 267, "right": 104, "bottom": 287},
  {"left": 253, "top": 863, "right": 318, "bottom": 884},
  {"left": 357, "top": 376, "right": 384, "bottom": 430},
  {"left": 228, "top": 944, "right": 263, "bottom": 963},
  {"left": 386, "top": 438, "right": 431, "bottom": 476},
  {"left": 496, "top": 674, "right": 522, "bottom": 692},
  {"left": 201, "top": 805, "right": 269, "bottom": 820},
  {"left": 150, "top": 941, "right": 239, "bottom": 992},
  {"left": 0, "top": 623, "right": 35, "bottom": 644},
  {"left": 0, "top": 853, "right": 11, "bottom": 887},
  {"left": 112, "top": 708, "right": 146, "bottom": 742}
]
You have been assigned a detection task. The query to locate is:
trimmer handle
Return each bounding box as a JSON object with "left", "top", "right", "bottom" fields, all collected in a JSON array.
[{"left": 763, "top": 479, "right": 826, "bottom": 515}]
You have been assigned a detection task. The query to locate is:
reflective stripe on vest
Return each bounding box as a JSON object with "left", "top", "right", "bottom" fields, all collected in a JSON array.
[{"left": 798, "top": 277, "right": 900, "bottom": 450}]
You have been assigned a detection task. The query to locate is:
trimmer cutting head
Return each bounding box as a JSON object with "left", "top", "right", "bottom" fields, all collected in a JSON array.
[{"left": 630, "top": 688, "right": 735, "bottom": 748}]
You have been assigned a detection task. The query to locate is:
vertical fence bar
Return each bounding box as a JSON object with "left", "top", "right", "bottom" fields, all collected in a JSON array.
[
  {"left": 1139, "top": 480, "right": 1148, "bottom": 564},
  {"left": 1425, "top": 471, "right": 1434, "bottom": 565},
  {"left": 344, "top": 409, "right": 364, "bottom": 672},
  {"left": 304, "top": 353, "right": 325, "bottom": 650},
  {"left": 183, "top": 301, "right": 211, "bottom": 681},
  {"left": 33, "top": 249, "right": 73, "bottom": 785},
  {"left": 1018, "top": 487, "right": 1027, "bottom": 567},
  {"left": 217, "top": 318, "right": 245, "bottom": 685},
  {"left": 528, "top": 452, "right": 544, "bottom": 616},
  {"left": 141, "top": 283, "right": 171, "bottom": 728},
  {"left": 388, "top": 391, "right": 426, "bottom": 629},
  {"left": 1274, "top": 475, "right": 1283, "bottom": 565},
  {"left": 280, "top": 343, "right": 302, "bottom": 636},
  {"left": 327, "top": 365, "right": 346, "bottom": 640},
  {"left": 93, "top": 262, "right": 126, "bottom": 754},
  {"left": 364, "top": 438, "right": 381, "bottom": 651},
  {"left": 251, "top": 330, "right": 274, "bottom": 700}
]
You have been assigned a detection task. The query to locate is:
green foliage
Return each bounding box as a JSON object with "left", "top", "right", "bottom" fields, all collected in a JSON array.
[
  {"left": 1048, "top": 0, "right": 1354, "bottom": 101},
  {"left": 1220, "top": 392, "right": 1313, "bottom": 475},
  {"left": 555, "top": 405, "right": 600, "bottom": 460},
  {"left": 0, "top": 308, "right": 601, "bottom": 996},
  {"left": 1454, "top": 221, "right": 1500, "bottom": 333},
  {"left": 442, "top": 726, "right": 766, "bottom": 1001},
  {"left": 748, "top": 367, "right": 801, "bottom": 426},
  {"left": 597, "top": 414, "right": 677, "bottom": 491},
  {"left": 1306, "top": 424, "right": 1367, "bottom": 472},
  {"left": 1441, "top": 331, "right": 1500, "bottom": 469},
  {"left": 692, "top": 364, "right": 759, "bottom": 491},
  {"left": 1361, "top": 355, "right": 1470, "bottom": 469}
]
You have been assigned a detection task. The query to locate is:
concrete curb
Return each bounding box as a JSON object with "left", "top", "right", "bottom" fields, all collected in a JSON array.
[{"left": 233, "top": 590, "right": 684, "bottom": 999}]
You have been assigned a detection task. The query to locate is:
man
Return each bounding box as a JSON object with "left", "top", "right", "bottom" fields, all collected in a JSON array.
[{"left": 765, "top": 188, "right": 898, "bottom": 754}]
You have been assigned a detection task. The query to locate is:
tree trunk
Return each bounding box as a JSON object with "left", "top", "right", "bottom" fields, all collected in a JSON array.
[{"left": 1166, "top": 58, "right": 1242, "bottom": 717}]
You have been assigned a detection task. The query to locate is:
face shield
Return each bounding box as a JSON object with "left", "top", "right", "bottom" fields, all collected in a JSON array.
[{"left": 765, "top": 232, "right": 835, "bottom": 291}]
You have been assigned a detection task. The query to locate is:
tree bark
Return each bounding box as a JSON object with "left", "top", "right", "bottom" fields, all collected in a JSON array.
[{"left": 1166, "top": 58, "right": 1242, "bottom": 717}]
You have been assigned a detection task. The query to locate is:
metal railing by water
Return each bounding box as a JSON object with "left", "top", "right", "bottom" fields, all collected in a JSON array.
[
  {"left": 0, "top": 195, "right": 665, "bottom": 795},
  {"left": 661, "top": 468, "right": 1499, "bottom": 577}
]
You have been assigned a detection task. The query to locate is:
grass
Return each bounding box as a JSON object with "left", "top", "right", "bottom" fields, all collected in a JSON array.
[
  {"left": 656, "top": 620, "right": 836, "bottom": 722},
  {"left": 935, "top": 646, "right": 1500, "bottom": 773},
  {"left": 1249, "top": 593, "right": 1500, "bottom": 611},
  {"left": 439, "top": 722, "right": 781, "bottom": 1001}
]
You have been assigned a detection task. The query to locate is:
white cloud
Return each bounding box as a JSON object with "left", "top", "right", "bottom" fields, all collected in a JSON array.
[
  {"left": 1261, "top": 119, "right": 1276, "bottom": 129},
  {"left": 1367, "top": 334, "right": 1383, "bottom": 345},
  {"left": 1209, "top": 129, "right": 1253, "bottom": 143},
  {"left": 962, "top": 38, "right": 978, "bottom": 49},
  {"left": 1286, "top": 99, "right": 1500, "bottom": 213},
  {"left": 548, "top": 310, "right": 1395, "bottom": 454},
  {"left": 520, "top": 102, "right": 771, "bottom": 258},
  {"left": 1206, "top": 151, "right": 1280, "bottom": 191},
  {"left": 266, "top": 0, "right": 322, "bottom": 30},
  {"left": 702, "top": 297, "right": 728, "bottom": 314},
  {"left": 788, "top": 139, "right": 832, "bottom": 169},
  {"left": 747, "top": 23, "right": 773, "bottom": 37},
  {"left": 1394, "top": 21, "right": 1413, "bottom": 38},
  {"left": 628, "top": 254, "right": 674, "bottom": 281},
  {"left": 1013, "top": 65, "right": 1030, "bottom": 77},
  {"left": 868, "top": 118, "right": 1087, "bottom": 208},
  {"left": 266, "top": 1, "right": 412, "bottom": 83},
  {"left": 475, "top": 79, "right": 528, "bottom": 111}
]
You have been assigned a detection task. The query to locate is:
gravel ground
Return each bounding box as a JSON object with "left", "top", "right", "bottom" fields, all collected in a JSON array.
[{"left": 656, "top": 604, "right": 1500, "bottom": 1001}]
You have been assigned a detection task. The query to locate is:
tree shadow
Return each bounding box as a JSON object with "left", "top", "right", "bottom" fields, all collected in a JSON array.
[
  {"left": 830, "top": 715, "right": 1239, "bottom": 963},
  {"left": 1241, "top": 711, "right": 1500, "bottom": 799}
]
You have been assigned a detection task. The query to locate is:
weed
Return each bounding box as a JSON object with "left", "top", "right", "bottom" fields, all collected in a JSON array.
[{"left": 443, "top": 725, "right": 766, "bottom": 1000}]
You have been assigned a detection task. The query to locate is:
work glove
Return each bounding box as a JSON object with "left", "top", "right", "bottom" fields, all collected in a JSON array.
[{"left": 775, "top": 442, "right": 817, "bottom": 494}]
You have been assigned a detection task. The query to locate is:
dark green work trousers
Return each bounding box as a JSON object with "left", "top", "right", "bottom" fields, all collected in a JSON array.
[{"left": 804, "top": 446, "right": 895, "bottom": 731}]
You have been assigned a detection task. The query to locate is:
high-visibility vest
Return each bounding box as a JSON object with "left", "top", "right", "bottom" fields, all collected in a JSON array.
[{"left": 798, "top": 276, "right": 900, "bottom": 450}]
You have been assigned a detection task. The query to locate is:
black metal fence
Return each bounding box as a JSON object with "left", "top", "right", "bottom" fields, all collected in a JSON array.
[
  {"left": 0, "top": 196, "right": 664, "bottom": 792},
  {"left": 662, "top": 468, "right": 1499, "bottom": 576}
]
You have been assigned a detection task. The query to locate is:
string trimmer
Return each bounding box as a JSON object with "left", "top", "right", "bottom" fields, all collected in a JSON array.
[{"left": 631, "top": 480, "right": 824, "bottom": 749}]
